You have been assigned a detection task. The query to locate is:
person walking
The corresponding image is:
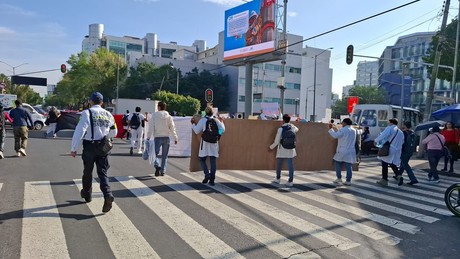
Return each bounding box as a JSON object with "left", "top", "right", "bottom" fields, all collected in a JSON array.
[
  {"left": 0, "top": 105, "right": 6, "bottom": 159},
  {"left": 361, "top": 126, "right": 372, "bottom": 156},
  {"left": 328, "top": 118, "right": 356, "bottom": 186},
  {"left": 128, "top": 107, "right": 146, "bottom": 155},
  {"left": 394, "top": 121, "right": 418, "bottom": 185},
  {"left": 441, "top": 121, "right": 459, "bottom": 173},
  {"left": 374, "top": 118, "right": 404, "bottom": 186},
  {"left": 269, "top": 114, "right": 299, "bottom": 187},
  {"left": 421, "top": 126, "right": 445, "bottom": 183},
  {"left": 121, "top": 110, "right": 130, "bottom": 140},
  {"left": 191, "top": 106, "right": 225, "bottom": 186},
  {"left": 45, "top": 106, "right": 60, "bottom": 138},
  {"left": 146, "top": 101, "right": 178, "bottom": 176},
  {"left": 9, "top": 100, "right": 33, "bottom": 157},
  {"left": 70, "top": 92, "right": 117, "bottom": 213}
]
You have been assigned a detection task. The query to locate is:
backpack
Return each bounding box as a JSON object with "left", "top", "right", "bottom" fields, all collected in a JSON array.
[
  {"left": 122, "top": 114, "right": 129, "bottom": 126},
  {"left": 403, "top": 130, "right": 417, "bottom": 154},
  {"left": 280, "top": 125, "right": 296, "bottom": 149},
  {"left": 130, "top": 113, "right": 140, "bottom": 129},
  {"left": 201, "top": 118, "right": 220, "bottom": 143}
]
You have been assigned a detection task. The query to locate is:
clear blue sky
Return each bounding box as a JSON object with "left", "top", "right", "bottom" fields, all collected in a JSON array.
[{"left": 0, "top": 0, "right": 454, "bottom": 96}]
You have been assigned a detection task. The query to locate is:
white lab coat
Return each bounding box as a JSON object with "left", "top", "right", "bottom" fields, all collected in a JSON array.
[
  {"left": 328, "top": 125, "right": 357, "bottom": 164},
  {"left": 192, "top": 116, "right": 225, "bottom": 157},
  {"left": 269, "top": 123, "right": 299, "bottom": 158},
  {"left": 375, "top": 124, "right": 404, "bottom": 166}
]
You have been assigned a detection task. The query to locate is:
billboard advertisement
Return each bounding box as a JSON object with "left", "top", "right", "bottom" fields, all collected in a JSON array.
[{"left": 224, "top": 0, "right": 276, "bottom": 62}]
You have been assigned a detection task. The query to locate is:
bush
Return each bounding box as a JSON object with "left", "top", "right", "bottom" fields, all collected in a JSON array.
[{"left": 153, "top": 91, "right": 200, "bottom": 116}]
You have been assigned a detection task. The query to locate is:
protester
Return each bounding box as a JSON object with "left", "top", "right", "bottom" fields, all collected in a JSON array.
[
  {"left": 328, "top": 118, "right": 356, "bottom": 186},
  {"left": 146, "top": 101, "right": 178, "bottom": 176},
  {"left": 441, "top": 121, "right": 459, "bottom": 173},
  {"left": 70, "top": 92, "right": 117, "bottom": 213},
  {"left": 269, "top": 114, "right": 299, "bottom": 187},
  {"left": 191, "top": 107, "right": 225, "bottom": 186},
  {"left": 45, "top": 106, "right": 61, "bottom": 138},
  {"left": 128, "top": 107, "right": 146, "bottom": 155},
  {"left": 421, "top": 126, "right": 445, "bottom": 183},
  {"left": 121, "top": 110, "right": 130, "bottom": 140},
  {"left": 374, "top": 118, "right": 404, "bottom": 186},
  {"left": 0, "top": 105, "right": 6, "bottom": 159},
  {"left": 394, "top": 121, "right": 418, "bottom": 185},
  {"left": 9, "top": 100, "right": 33, "bottom": 157}
]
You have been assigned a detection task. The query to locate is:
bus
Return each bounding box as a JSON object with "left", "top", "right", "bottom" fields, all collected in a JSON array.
[{"left": 351, "top": 104, "right": 421, "bottom": 143}]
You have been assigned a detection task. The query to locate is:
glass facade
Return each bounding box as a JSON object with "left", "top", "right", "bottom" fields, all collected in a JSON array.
[{"left": 108, "top": 40, "right": 126, "bottom": 56}]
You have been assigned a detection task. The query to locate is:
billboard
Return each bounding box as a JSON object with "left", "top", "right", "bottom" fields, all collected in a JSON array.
[{"left": 224, "top": 0, "right": 276, "bottom": 62}]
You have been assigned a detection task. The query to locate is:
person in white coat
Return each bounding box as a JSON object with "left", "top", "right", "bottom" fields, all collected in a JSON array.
[
  {"left": 374, "top": 118, "right": 404, "bottom": 186},
  {"left": 328, "top": 118, "right": 357, "bottom": 186},
  {"left": 191, "top": 107, "right": 225, "bottom": 186},
  {"left": 128, "top": 107, "right": 146, "bottom": 155},
  {"left": 269, "top": 114, "right": 299, "bottom": 187}
]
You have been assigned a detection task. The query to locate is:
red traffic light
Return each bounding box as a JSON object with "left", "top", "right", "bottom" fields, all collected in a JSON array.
[
  {"left": 346, "top": 45, "right": 354, "bottom": 65},
  {"left": 60, "top": 64, "right": 67, "bottom": 73},
  {"left": 205, "top": 89, "right": 213, "bottom": 103}
]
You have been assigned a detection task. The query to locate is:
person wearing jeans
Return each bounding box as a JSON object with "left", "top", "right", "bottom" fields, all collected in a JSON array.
[
  {"left": 147, "top": 101, "right": 178, "bottom": 176},
  {"left": 328, "top": 118, "right": 356, "bottom": 186},
  {"left": 395, "top": 121, "right": 418, "bottom": 185},
  {"left": 269, "top": 114, "right": 299, "bottom": 187}
]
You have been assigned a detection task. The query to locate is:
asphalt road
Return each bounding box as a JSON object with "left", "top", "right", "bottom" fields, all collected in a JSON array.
[{"left": 0, "top": 129, "right": 459, "bottom": 259}]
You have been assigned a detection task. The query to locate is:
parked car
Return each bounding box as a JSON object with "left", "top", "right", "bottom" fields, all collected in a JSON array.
[
  {"left": 33, "top": 106, "right": 48, "bottom": 117},
  {"left": 5, "top": 103, "right": 47, "bottom": 130}
]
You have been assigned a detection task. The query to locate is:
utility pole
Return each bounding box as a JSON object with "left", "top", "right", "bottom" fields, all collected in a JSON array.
[{"left": 452, "top": 0, "right": 460, "bottom": 102}]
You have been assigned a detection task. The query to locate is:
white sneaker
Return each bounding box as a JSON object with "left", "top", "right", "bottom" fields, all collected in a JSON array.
[
  {"left": 271, "top": 178, "right": 280, "bottom": 184},
  {"left": 343, "top": 181, "right": 351, "bottom": 186},
  {"left": 137, "top": 150, "right": 143, "bottom": 154},
  {"left": 16, "top": 152, "right": 22, "bottom": 157},
  {"left": 19, "top": 148, "right": 27, "bottom": 157},
  {"left": 285, "top": 181, "right": 293, "bottom": 187},
  {"left": 0, "top": 151, "right": 4, "bottom": 159},
  {"left": 332, "top": 178, "right": 343, "bottom": 185}
]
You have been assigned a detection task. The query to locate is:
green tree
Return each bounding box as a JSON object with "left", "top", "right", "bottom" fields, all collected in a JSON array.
[
  {"left": 423, "top": 18, "right": 458, "bottom": 82},
  {"left": 121, "top": 62, "right": 162, "bottom": 98},
  {"left": 153, "top": 91, "right": 200, "bottom": 116},
  {"left": 0, "top": 74, "right": 42, "bottom": 105}
]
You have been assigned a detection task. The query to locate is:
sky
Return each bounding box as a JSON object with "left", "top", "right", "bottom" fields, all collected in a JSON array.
[{"left": 0, "top": 0, "right": 456, "bottom": 96}]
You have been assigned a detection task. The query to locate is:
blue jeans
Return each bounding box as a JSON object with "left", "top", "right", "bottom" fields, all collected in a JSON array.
[
  {"left": 398, "top": 153, "right": 417, "bottom": 182},
  {"left": 276, "top": 158, "right": 294, "bottom": 182},
  {"left": 154, "top": 137, "right": 170, "bottom": 173},
  {"left": 335, "top": 160, "right": 352, "bottom": 182},
  {"left": 200, "top": 156, "right": 216, "bottom": 180},
  {"left": 427, "top": 149, "right": 443, "bottom": 180}
]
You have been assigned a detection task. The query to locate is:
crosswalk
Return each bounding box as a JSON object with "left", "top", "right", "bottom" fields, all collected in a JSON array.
[{"left": 1, "top": 166, "right": 457, "bottom": 259}]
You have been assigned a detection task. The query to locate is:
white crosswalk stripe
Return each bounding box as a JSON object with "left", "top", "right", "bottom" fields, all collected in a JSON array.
[
  {"left": 9, "top": 166, "right": 455, "bottom": 259},
  {"left": 0, "top": 183, "right": 3, "bottom": 192}
]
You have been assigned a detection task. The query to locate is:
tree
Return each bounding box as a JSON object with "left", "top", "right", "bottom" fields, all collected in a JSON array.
[
  {"left": 0, "top": 74, "right": 42, "bottom": 105},
  {"left": 424, "top": 18, "right": 459, "bottom": 82},
  {"left": 331, "top": 86, "right": 386, "bottom": 118},
  {"left": 153, "top": 91, "right": 200, "bottom": 116}
]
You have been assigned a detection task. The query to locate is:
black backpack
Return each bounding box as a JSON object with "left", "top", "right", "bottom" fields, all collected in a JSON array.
[
  {"left": 280, "top": 125, "right": 296, "bottom": 149},
  {"left": 122, "top": 114, "right": 129, "bottom": 126},
  {"left": 403, "top": 130, "right": 417, "bottom": 154},
  {"left": 130, "top": 113, "right": 140, "bottom": 129},
  {"left": 201, "top": 118, "right": 220, "bottom": 143}
]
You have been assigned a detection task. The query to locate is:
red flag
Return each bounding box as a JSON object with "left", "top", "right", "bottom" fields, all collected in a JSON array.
[{"left": 347, "top": 96, "right": 359, "bottom": 114}]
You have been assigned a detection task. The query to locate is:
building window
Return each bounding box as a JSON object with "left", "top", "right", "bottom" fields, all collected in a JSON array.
[
  {"left": 238, "top": 95, "right": 246, "bottom": 102},
  {"left": 161, "top": 48, "right": 175, "bottom": 58}
]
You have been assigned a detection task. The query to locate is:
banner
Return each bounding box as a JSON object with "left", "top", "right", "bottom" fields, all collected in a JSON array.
[{"left": 347, "top": 96, "right": 359, "bottom": 114}]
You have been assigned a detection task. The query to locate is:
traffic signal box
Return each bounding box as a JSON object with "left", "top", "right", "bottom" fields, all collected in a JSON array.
[
  {"left": 346, "top": 45, "right": 354, "bottom": 65},
  {"left": 205, "top": 89, "right": 213, "bottom": 103},
  {"left": 60, "top": 64, "right": 67, "bottom": 73}
]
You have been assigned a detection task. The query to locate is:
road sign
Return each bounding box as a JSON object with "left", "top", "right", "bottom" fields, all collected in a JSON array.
[{"left": 11, "top": 75, "right": 47, "bottom": 86}]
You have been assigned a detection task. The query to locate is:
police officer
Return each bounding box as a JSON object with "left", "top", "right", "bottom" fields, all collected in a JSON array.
[{"left": 70, "top": 92, "right": 117, "bottom": 213}]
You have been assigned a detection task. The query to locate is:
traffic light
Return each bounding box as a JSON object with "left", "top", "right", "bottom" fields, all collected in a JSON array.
[
  {"left": 205, "top": 88, "right": 213, "bottom": 103},
  {"left": 346, "top": 45, "right": 354, "bottom": 65},
  {"left": 60, "top": 64, "right": 67, "bottom": 73}
]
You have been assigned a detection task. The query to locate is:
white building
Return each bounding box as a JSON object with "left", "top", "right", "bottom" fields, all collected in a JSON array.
[
  {"left": 355, "top": 61, "right": 379, "bottom": 87},
  {"left": 342, "top": 85, "right": 355, "bottom": 97}
]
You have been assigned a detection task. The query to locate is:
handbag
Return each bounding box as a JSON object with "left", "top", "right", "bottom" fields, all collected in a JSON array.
[
  {"left": 89, "top": 109, "right": 113, "bottom": 156},
  {"left": 435, "top": 134, "right": 452, "bottom": 159},
  {"left": 377, "top": 130, "right": 399, "bottom": 156}
]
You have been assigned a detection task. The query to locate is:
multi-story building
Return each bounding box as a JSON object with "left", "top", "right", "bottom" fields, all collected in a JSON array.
[
  {"left": 82, "top": 24, "right": 333, "bottom": 120},
  {"left": 342, "top": 85, "right": 355, "bottom": 97},
  {"left": 378, "top": 32, "right": 451, "bottom": 112},
  {"left": 355, "top": 61, "right": 379, "bottom": 87}
]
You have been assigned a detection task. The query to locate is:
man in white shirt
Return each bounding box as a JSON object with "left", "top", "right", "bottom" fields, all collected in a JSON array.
[
  {"left": 70, "top": 92, "right": 117, "bottom": 213},
  {"left": 128, "top": 106, "right": 146, "bottom": 155},
  {"left": 146, "top": 101, "right": 178, "bottom": 176}
]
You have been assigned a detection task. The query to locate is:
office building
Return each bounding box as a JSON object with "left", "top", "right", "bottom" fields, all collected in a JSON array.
[{"left": 356, "top": 61, "right": 379, "bottom": 87}]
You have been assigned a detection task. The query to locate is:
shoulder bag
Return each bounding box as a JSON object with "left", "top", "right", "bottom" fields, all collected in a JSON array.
[
  {"left": 89, "top": 109, "right": 113, "bottom": 156},
  {"left": 377, "top": 129, "right": 399, "bottom": 156},
  {"left": 434, "top": 134, "right": 452, "bottom": 159}
]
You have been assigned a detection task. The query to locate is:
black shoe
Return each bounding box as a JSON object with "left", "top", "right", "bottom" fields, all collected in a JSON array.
[
  {"left": 202, "top": 176, "right": 210, "bottom": 184},
  {"left": 154, "top": 166, "right": 160, "bottom": 176},
  {"left": 80, "top": 189, "right": 92, "bottom": 203},
  {"left": 448, "top": 169, "right": 454, "bottom": 173},
  {"left": 160, "top": 172, "right": 165, "bottom": 176},
  {"left": 397, "top": 176, "right": 404, "bottom": 186},
  {"left": 209, "top": 180, "right": 215, "bottom": 186},
  {"left": 130, "top": 147, "right": 133, "bottom": 155},
  {"left": 102, "top": 196, "right": 114, "bottom": 213},
  {"left": 441, "top": 168, "right": 448, "bottom": 172},
  {"left": 407, "top": 180, "right": 419, "bottom": 185},
  {"left": 392, "top": 175, "right": 398, "bottom": 181}
]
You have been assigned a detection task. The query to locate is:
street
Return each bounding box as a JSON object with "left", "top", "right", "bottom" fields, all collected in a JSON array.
[{"left": 0, "top": 130, "right": 459, "bottom": 259}]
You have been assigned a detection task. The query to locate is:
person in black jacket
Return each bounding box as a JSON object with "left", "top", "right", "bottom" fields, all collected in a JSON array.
[
  {"left": 394, "top": 121, "right": 418, "bottom": 185},
  {"left": 45, "top": 107, "right": 60, "bottom": 138}
]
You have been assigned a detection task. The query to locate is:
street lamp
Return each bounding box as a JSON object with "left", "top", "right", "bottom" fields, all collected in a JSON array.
[
  {"left": 294, "top": 98, "right": 300, "bottom": 117},
  {"left": 312, "top": 47, "right": 333, "bottom": 122},
  {"left": 0, "top": 61, "right": 28, "bottom": 75}
]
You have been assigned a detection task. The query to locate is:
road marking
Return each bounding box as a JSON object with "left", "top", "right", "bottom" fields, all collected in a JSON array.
[
  {"left": 155, "top": 175, "right": 320, "bottom": 259},
  {"left": 181, "top": 173, "right": 360, "bottom": 251},
  {"left": 219, "top": 172, "right": 401, "bottom": 245},
  {"left": 116, "top": 176, "right": 244, "bottom": 259},
  {"left": 21, "top": 181, "right": 70, "bottom": 259},
  {"left": 73, "top": 179, "right": 160, "bottom": 259},
  {"left": 230, "top": 170, "right": 420, "bottom": 235},
  {"left": 296, "top": 172, "right": 452, "bottom": 216},
  {"left": 0, "top": 183, "right": 2, "bottom": 192}
]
